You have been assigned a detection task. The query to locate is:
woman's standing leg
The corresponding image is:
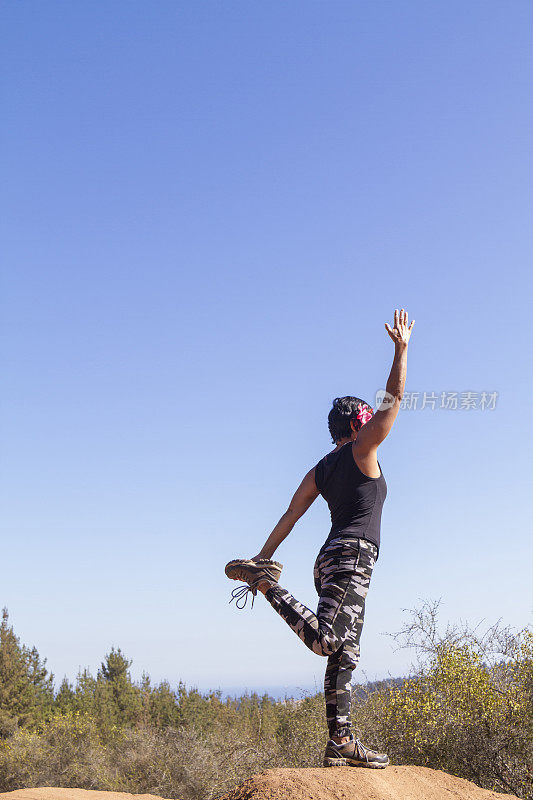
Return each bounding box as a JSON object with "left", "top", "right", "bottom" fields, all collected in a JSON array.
[
  {"left": 323, "top": 586, "right": 368, "bottom": 739},
  {"left": 264, "top": 538, "right": 377, "bottom": 737},
  {"left": 260, "top": 537, "right": 388, "bottom": 766}
]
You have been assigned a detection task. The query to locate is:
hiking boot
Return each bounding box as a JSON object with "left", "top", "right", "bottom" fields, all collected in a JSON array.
[
  {"left": 225, "top": 558, "right": 283, "bottom": 609},
  {"left": 323, "top": 734, "right": 389, "bottom": 768}
]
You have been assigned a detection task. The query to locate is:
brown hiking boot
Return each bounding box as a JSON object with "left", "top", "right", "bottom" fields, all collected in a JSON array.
[
  {"left": 225, "top": 558, "right": 282, "bottom": 609},
  {"left": 323, "top": 734, "right": 389, "bottom": 768}
]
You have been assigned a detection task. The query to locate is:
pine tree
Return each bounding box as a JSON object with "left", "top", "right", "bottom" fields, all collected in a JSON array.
[
  {"left": 0, "top": 608, "right": 54, "bottom": 735},
  {"left": 26, "top": 644, "right": 54, "bottom": 711},
  {"left": 74, "top": 667, "right": 97, "bottom": 716},
  {"left": 54, "top": 676, "right": 76, "bottom": 713},
  {"left": 148, "top": 679, "right": 179, "bottom": 727},
  {"left": 96, "top": 647, "right": 142, "bottom": 728},
  {"left": 100, "top": 647, "right": 131, "bottom": 682}
]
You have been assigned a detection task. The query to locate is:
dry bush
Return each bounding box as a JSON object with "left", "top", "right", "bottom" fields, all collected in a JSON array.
[
  {"left": 0, "top": 712, "right": 277, "bottom": 800},
  {"left": 108, "top": 724, "right": 278, "bottom": 800},
  {"left": 268, "top": 693, "right": 325, "bottom": 767},
  {"left": 353, "top": 602, "right": 533, "bottom": 800}
]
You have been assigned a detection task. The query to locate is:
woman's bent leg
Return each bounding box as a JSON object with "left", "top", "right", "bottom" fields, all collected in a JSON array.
[
  {"left": 263, "top": 585, "right": 328, "bottom": 653},
  {"left": 264, "top": 539, "right": 376, "bottom": 660}
]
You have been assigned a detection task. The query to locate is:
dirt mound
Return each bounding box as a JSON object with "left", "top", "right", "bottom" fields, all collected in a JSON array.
[
  {"left": 0, "top": 791, "right": 160, "bottom": 800},
  {"left": 0, "top": 769, "right": 519, "bottom": 800},
  {"left": 219, "top": 766, "right": 518, "bottom": 800}
]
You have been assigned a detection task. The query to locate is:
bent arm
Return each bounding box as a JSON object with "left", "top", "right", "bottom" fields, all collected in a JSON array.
[{"left": 253, "top": 468, "right": 319, "bottom": 560}]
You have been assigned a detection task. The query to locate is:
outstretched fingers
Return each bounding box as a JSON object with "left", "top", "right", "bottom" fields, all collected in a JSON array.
[{"left": 385, "top": 308, "right": 415, "bottom": 344}]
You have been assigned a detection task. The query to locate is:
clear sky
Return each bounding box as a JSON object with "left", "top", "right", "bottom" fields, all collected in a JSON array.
[{"left": 1, "top": 1, "right": 532, "bottom": 696}]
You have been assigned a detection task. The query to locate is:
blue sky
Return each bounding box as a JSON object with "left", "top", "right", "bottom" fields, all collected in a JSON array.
[{"left": 1, "top": 1, "right": 532, "bottom": 695}]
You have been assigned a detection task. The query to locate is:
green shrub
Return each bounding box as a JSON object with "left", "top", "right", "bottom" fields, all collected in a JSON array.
[
  {"left": 0, "top": 711, "right": 108, "bottom": 790},
  {"left": 353, "top": 605, "right": 533, "bottom": 799}
]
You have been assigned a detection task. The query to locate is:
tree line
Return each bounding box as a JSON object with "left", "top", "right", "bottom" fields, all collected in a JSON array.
[{"left": 0, "top": 604, "right": 531, "bottom": 800}]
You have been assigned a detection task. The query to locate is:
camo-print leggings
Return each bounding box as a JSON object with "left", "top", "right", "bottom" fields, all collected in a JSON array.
[{"left": 264, "top": 536, "right": 377, "bottom": 738}]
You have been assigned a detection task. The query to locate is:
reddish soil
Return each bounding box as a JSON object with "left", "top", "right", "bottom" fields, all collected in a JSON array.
[
  {"left": 219, "top": 766, "right": 516, "bottom": 800},
  {"left": 0, "top": 792, "right": 159, "bottom": 800},
  {"left": 0, "top": 767, "right": 518, "bottom": 800}
]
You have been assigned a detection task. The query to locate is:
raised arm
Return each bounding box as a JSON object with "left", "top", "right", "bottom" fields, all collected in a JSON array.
[
  {"left": 252, "top": 468, "right": 319, "bottom": 560},
  {"left": 355, "top": 308, "right": 414, "bottom": 456}
]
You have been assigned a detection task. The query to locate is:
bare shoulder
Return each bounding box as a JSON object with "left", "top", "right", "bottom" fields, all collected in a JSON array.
[
  {"left": 294, "top": 465, "right": 319, "bottom": 496},
  {"left": 286, "top": 465, "right": 320, "bottom": 517}
]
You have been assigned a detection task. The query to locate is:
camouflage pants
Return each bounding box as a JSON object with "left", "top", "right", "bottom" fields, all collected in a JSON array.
[{"left": 264, "top": 536, "right": 377, "bottom": 738}]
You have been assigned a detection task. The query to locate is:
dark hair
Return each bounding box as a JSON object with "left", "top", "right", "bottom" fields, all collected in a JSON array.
[{"left": 327, "top": 396, "right": 374, "bottom": 444}]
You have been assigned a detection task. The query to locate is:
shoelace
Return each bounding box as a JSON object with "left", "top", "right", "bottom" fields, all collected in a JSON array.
[
  {"left": 229, "top": 581, "right": 260, "bottom": 610},
  {"left": 333, "top": 736, "right": 371, "bottom": 763},
  {"left": 354, "top": 738, "right": 371, "bottom": 762}
]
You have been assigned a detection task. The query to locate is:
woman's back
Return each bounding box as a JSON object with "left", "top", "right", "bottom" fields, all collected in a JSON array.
[{"left": 314, "top": 442, "right": 387, "bottom": 554}]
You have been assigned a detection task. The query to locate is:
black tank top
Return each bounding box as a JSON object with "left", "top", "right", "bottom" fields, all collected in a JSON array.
[{"left": 314, "top": 442, "right": 387, "bottom": 556}]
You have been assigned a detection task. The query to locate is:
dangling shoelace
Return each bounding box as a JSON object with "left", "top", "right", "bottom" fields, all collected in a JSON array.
[
  {"left": 229, "top": 581, "right": 259, "bottom": 609},
  {"left": 354, "top": 738, "right": 371, "bottom": 762}
]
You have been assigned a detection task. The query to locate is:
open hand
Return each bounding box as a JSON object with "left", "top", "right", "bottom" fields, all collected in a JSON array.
[{"left": 385, "top": 308, "right": 414, "bottom": 347}]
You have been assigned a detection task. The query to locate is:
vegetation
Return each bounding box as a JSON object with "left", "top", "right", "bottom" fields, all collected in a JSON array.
[
  {"left": 0, "top": 603, "right": 531, "bottom": 799},
  {"left": 359, "top": 601, "right": 533, "bottom": 799}
]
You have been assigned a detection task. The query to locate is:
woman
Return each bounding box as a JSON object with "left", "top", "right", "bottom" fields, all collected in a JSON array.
[{"left": 225, "top": 308, "right": 414, "bottom": 768}]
